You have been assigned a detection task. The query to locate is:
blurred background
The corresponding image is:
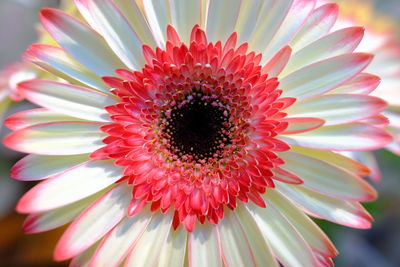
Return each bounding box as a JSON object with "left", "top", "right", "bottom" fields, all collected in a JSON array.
[{"left": 0, "top": 0, "right": 399, "bottom": 266}]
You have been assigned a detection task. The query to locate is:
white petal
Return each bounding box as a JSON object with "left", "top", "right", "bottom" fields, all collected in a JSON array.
[
  {"left": 280, "top": 53, "right": 373, "bottom": 101},
  {"left": 4, "top": 122, "right": 106, "bottom": 155},
  {"left": 157, "top": 226, "right": 188, "bottom": 267},
  {"left": 285, "top": 94, "right": 386, "bottom": 125},
  {"left": 74, "top": 0, "right": 145, "bottom": 70},
  {"left": 26, "top": 44, "right": 108, "bottom": 92},
  {"left": 290, "top": 146, "right": 370, "bottom": 177},
  {"left": 171, "top": 0, "right": 202, "bottom": 44},
  {"left": 23, "top": 192, "right": 101, "bottom": 233},
  {"left": 142, "top": 0, "right": 171, "bottom": 46},
  {"left": 113, "top": 0, "right": 158, "bottom": 47},
  {"left": 234, "top": 0, "right": 264, "bottom": 44},
  {"left": 279, "top": 151, "right": 376, "bottom": 201},
  {"left": 262, "top": 0, "right": 316, "bottom": 63},
  {"left": 189, "top": 223, "right": 222, "bottom": 267},
  {"left": 235, "top": 205, "right": 279, "bottom": 267},
  {"left": 218, "top": 210, "right": 257, "bottom": 267},
  {"left": 277, "top": 183, "right": 373, "bottom": 229},
  {"left": 248, "top": 0, "right": 294, "bottom": 53},
  {"left": 11, "top": 154, "right": 90, "bottom": 181},
  {"left": 16, "top": 160, "right": 124, "bottom": 213},
  {"left": 125, "top": 211, "right": 174, "bottom": 267},
  {"left": 90, "top": 207, "right": 153, "bottom": 267},
  {"left": 5, "top": 108, "right": 84, "bottom": 131},
  {"left": 290, "top": 3, "right": 338, "bottom": 52},
  {"left": 246, "top": 202, "right": 318, "bottom": 266},
  {"left": 40, "top": 8, "right": 125, "bottom": 76},
  {"left": 331, "top": 72, "right": 381, "bottom": 95},
  {"left": 205, "top": 0, "right": 241, "bottom": 43},
  {"left": 280, "top": 123, "right": 392, "bottom": 151},
  {"left": 18, "top": 80, "right": 116, "bottom": 122},
  {"left": 54, "top": 183, "right": 131, "bottom": 261},
  {"left": 283, "top": 27, "right": 364, "bottom": 76},
  {"left": 266, "top": 189, "right": 337, "bottom": 257}
]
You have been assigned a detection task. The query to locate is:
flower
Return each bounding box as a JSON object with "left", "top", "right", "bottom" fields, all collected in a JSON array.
[
  {"left": 3, "top": 0, "right": 392, "bottom": 266},
  {"left": 0, "top": 0, "right": 80, "bottom": 129},
  {"left": 0, "top": 63, "right": 37, "bottom": 124},
  {"left": 328, "top": 0, "right": 400, "bottom": 181}
]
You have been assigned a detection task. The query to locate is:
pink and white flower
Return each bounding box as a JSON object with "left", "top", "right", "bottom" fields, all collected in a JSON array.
[{"left": 3, "top": 0, "right": 392, "bottom": 266}]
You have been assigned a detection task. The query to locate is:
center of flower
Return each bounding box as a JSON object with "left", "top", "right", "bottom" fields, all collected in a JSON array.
[
  {"left": 94, "top": 25, "right": 294, "bottom": 232},
  {"left": 160, "top": 92, "right": 231, "bottom": 162}
]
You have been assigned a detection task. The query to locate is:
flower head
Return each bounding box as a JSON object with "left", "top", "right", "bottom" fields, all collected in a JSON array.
[{"left": 3, "top": 0, "right": 392, "bottom": 266}]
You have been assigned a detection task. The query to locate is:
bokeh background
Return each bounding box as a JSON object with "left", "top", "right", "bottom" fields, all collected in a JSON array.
[{"left": 0, "top": 0, "right": 399, "bottom": 266}]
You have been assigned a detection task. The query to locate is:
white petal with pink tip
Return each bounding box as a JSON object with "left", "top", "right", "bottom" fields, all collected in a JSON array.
[
  {"left": 54, "top": 183, "right": 131, "bottom": 261},
  {"left": 17, "top": 160, "right": 123, "bottom": 213}
]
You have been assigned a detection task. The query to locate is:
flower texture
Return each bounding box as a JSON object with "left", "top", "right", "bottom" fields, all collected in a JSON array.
[
  {"left": 3, "top": 0, "right": 393, "bottom": 266},
  {"left": 327, "top": 0, "right": 400, "bottom": 181}
]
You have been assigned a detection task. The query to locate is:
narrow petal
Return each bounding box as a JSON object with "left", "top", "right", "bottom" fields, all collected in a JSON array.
[
  {"left": 40, "top": 8, "right": 125, "bottom": 76},
  {"left": 285, "top": 94, "right": 387, "bottom": 125},
  {"left": 74, "top": 0, "right": 145, "bottom": 70},
  {"left": 217, "top": 210, "right": 257, "bottom": 266},
  {"left": 90, "top": 207, "right": 153, "bottom": 267},
  {"left": 280, "top": 123, "right": 392, "bottom": 151},
  {"left": 16, "top": 160, "right": 123, "bottom": 213},
  {"left": 280, "top": 53, "right": 373, "bottom": 101},
  {"left": 26, "top": 44, "right": 108, "bottom": 92},
  {"left": 262, "top": 46, "right": 292, "bottom": 77},
  {"left": 157, "top": 226, "right": 188, "bottom": 267},
  {"left": 248, "top": 0, "right": 294, "bottom": 53},
  {"left": 23, "top": 193, "right": 100, "bottom": 233},
  {"left": 11, "top": 154, "right": 90, "bottom": 181},
  {"left": 189, "top": 223, "right": 222, "bottom": 267},
  {"left": 206, "top": 0, "right": 241, "bottom": 43},
  {"left": 279, "top": 151, "right": 377, "bottom": 201},
  {"left": 234, "top": 0, "right": 264, "bottom": 44},
  {"left": 280, "top": 117, "right": 325, "bottom": 134},
  {"left": 266, "top": 189, "right": 338, "bottom": 257},
  {"left": 262, "top": 0, "right": 316, "bottom": 63},
  {"left": 142, "top": 0, "right": 171, "bottom": 46},
  {"left": 125, "top": 211, "right": 173, "bottom": 267},
  {"left": 4, "top": 122, "right": 106, "bottom": 155},
  {"left": 330, "top": 73, "right": 381, "bottom": 94},
  {"left": 246, "top": 202, "right": 318, "bottom": 266},
  {"left": 290, "top": 146, "right": 370, "bottom": 177},
  {"left": 276, "top": 183, "right": 373, "bottom": 229},
  {"left": 170, "top": 0, "right": 202, "bottom": 44},
  {"left": 235, "top": 204, "right": 279, "bottom": 267},
  {"left": 112, "top": 0, "right": 158, "bottom": 47},
  {"left": 283, "top": 27, "right": 364, "bottom": 75},
  {"left": 5, "top": 108, "right": 84, "bottom": 131},
  {"left": 54, "top": 183, "right": 131, "bottom": 261},
  {"left": 290, "top": 4, "right": 338, "bottom": 51},
  {"left": 18, "top": 80, "right": 116, "bottom": 122}
]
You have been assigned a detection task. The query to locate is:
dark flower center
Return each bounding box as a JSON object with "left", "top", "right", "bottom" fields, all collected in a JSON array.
[{"left": 160, "top": 92, "right": 231, "bottom": 162}]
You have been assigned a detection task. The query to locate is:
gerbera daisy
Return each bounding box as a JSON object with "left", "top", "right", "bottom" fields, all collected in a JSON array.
[
  {"left": 3, "top": 0, "right": 392, "bottom": 266},
  {"left": 0, "top": 0, "right": 80, "bottom": 129},
  {"left": 325, "top": 0, "right": 400, "bottom": 182}
]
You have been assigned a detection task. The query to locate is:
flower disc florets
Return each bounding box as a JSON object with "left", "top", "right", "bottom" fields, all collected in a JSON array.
[{"left": 92, "top": 26, "right": 296, "bottom": 232}]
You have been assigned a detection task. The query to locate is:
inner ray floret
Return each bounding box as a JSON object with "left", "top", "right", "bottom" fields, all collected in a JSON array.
[{"left": 92, "top": 26, "right": 296, "bottom": 232}]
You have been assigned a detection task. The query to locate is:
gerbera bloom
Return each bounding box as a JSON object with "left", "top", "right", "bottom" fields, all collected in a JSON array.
[
  {"left": 326, "top": 0, "right": 400, "bottom": 181},
  {"left": 0, "top": 0, "right": 80, "bottom": 129},
  {"left": 0, "top": 62, "right": 38, "bottom": 126},
  {"left": 4, "top": 0, "right": 392, "bottom": 266}
]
